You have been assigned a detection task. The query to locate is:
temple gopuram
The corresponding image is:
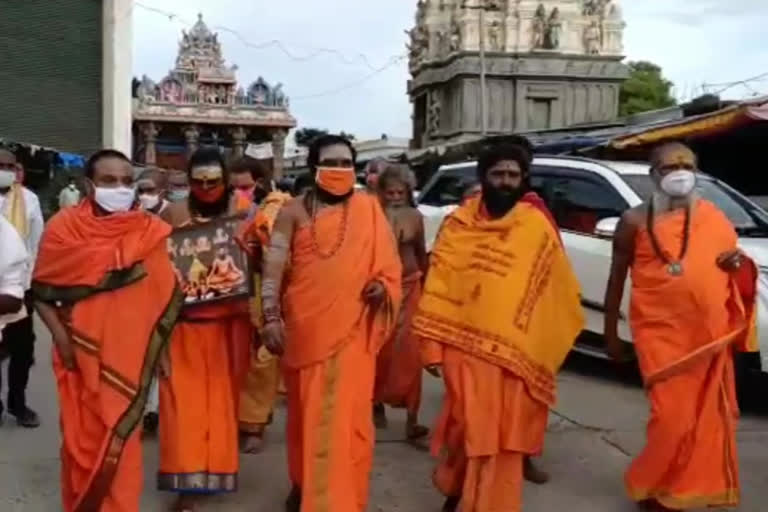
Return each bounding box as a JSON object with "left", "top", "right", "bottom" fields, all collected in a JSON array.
[{"left": 132, "top": 14, "right": 296, "bottom": 176}]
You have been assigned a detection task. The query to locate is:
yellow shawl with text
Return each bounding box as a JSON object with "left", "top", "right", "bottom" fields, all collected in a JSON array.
[{"left": 413, "top": 196, "right": 584, "bottom": 406}]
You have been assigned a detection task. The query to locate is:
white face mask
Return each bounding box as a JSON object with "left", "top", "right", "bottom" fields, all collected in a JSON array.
[
  {"left": 0, "top": 170, "right": 15, "bottom": 188},
  {"left": 139, "top": 193, "right": 160, "bottom": 210},
  {"left": 660, "top": 170, "right": 696, "bottom": 198},
  {"left": 93, "top": 186, "right": 136, "bottom": 213}
]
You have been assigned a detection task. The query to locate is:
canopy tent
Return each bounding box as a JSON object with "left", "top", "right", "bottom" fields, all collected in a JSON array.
[{"left": 607, "top": 97, "right": 768, "bottom": 151}]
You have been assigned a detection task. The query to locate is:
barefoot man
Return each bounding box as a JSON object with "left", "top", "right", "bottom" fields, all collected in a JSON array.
[
  {"left": 158, "top": 149, "right": 251, "bottom": 511},
  {"left": 414, "top": 142, "right": 584, "bottom": 512},
  {"left": 232, "top": 156, "right": 292, "bottom": 453},
  {"left": 604, "top": 142, "right": 756, "bottom": 511},
  {"left": 261, "top": 134, "right": 401, "bottom": 511},
  {"left": 33, "top": 149, "right": 182, "bottom": 511},
  {"left": 372, "top": 164, "right": 429, "bottom": 440}
]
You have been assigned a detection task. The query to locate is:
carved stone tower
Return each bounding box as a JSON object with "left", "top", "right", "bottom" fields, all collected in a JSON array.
[{"left": 407, "top": 0, "right": 628, "bottom": 149}]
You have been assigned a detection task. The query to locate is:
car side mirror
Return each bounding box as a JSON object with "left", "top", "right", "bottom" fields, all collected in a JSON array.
[{"left": 594, "top": 217, "right": 620, "bottom": 238}]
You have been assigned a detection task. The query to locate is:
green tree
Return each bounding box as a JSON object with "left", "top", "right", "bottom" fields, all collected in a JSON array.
[
  {"left": 294, "top": 127, "right": 329, "bottom": 146},
  {"left": 339, "top": 131, "right": 356, "bottom": 141},
  {"left": 619, "top": 61, "right": 677, "bottom": 117}
]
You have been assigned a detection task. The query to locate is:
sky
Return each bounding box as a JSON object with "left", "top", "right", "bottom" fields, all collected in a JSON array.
[{"left": 132, "top": 0, "right": 768, "bottom": 141}]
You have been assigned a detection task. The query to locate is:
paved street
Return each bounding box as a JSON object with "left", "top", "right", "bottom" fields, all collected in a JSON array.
[{"left": 2, "top": 323, "right": 768, "bottom": 511}]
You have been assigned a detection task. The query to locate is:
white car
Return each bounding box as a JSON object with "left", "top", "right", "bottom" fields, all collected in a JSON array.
[{"left": 417, "top": 156, "right": 768, "bottom": 384}]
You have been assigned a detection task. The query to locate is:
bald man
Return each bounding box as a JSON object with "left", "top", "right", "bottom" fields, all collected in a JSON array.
[{"left": 605, "top": 142, "right": 756, "bottom": 510}]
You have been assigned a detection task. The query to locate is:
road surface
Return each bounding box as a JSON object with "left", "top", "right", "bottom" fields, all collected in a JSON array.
[{"left": 2, "top": 322, "right": 768, "bottom": 511}]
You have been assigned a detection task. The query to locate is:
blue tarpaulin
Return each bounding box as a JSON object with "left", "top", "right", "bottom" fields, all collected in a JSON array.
[{"left": 56, "top": 152, "right": 86, "bottom": 168}]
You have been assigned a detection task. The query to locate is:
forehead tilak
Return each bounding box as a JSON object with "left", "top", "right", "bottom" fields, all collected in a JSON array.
[
  {"left": 191, "top": 165, "right": 223, "bottom": 180},
  {"left": 657, "top": 148, "right": 695, "bottom": 167}
]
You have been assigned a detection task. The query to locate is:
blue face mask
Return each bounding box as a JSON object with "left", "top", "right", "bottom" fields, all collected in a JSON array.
[{"left": 168, "top": 188, "right": 190, "bottom": 202}]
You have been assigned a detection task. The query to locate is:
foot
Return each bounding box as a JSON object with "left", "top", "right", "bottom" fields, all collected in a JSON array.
[
  {"left": 143, "top": 412, "right": 159, "bottom": 436},
  {"left": 442, "top": 496, "right": 460, "bottom": 512},
  {"left": 373, "top": 403, "right": 388, "bottom": 429},
  {"left": 240, "top": 431, "right": 265, "bottom": 454},
  {"left": 405, "top": 423, "right": 429, "bottom": 441},
  {"left": 9, "top": 406, "right": 40, "bottom": 429},
  {"left": 638, "top": 499, "right": 678, "bottom": 511},
  {"left": 523, "top": 456, "right": 550, "bottom": 485},
  {"left": 285, "top": 485, "right": 301, "bottom": 512},
  {"left": 171, "top": 495, "right": 197, "bottom": 512}
]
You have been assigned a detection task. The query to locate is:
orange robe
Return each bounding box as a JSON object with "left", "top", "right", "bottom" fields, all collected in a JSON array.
[
  {"left": 158, "top": 215, "right": 251, "bottom": 493},
  {"left": 32, "top": 201, "right": 182, "bottom": 512},
  {"left": 626, "top": 199, "right": 757, "bottom": 509},
  {"left": 414, "top": 194, "right": 583, "bottom": 512},
  {"left": 374, "top": 271, "right": 423, "bottom": 416},
  {"left": 282, "top": 193, "right": 401, "bottom": 512},
  {"left": 235, "top": 191, "right": 291, "bottom": 432}
]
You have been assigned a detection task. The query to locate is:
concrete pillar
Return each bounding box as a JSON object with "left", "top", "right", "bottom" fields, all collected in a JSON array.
[
  {"left": 231, "top": 126, "right": 248, "bottom": 158},
  {"left": 142, "top": 122, "right": 158, "bottom": 165},
  {"left": 102, "top": 0, "right": 133, "bottom": 155},
  {"left": 271, "top": 130, "right": 287, "bottom": 180}
]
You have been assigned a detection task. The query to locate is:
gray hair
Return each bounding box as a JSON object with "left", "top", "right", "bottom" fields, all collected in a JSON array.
[{"left": 377, "top": 164, "right": 417, "bottom": 206}]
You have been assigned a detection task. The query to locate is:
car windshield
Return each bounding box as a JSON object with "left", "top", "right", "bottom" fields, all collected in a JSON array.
[{"left": 622, "top": 174, "right": 768, "bottom": 236}]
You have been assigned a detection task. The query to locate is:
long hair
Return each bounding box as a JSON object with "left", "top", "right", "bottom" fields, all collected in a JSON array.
[
  {"left": 377, "top": 164, "right": 417, "bottom": 207},
  {"left": 307, "top": 134, "right": 357, "bottom": 174},
  {"left": 476, "top": 143, "right": 532, "bottom": 190}
]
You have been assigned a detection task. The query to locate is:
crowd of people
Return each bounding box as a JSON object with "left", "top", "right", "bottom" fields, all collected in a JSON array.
[{"left": 0, "top": 137, "right": 756, "bottom": 512}]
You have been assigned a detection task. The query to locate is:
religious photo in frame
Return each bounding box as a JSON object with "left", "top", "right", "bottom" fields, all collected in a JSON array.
[{"left": 167, "top": 216, "right": 251, "bottom": 306}]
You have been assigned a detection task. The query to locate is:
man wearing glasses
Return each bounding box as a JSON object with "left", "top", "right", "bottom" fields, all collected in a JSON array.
[
  {"left": 605, "top": 142, "right": 754, "bottom": 511},
  {"left": 261, "top": 134, "right": 402, "bottom": 512}
]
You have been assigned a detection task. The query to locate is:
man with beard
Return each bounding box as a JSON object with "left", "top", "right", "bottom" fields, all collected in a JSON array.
[
  {"left": 230, "top": 156, "right": 292, "bottom": 453},
  {"left": 372, "top": 164, "right": 430, "bottom": 440},
  {"left": 261, "top": 134, "right": 401, "bottom": 512},
  {"left": 605, "top": 143, "right": 755, "bottom": 511},
  {"left": 158, "top": 148, "right": 251, "bottom": 512},
  {"left": 414, "top": 143, "right": 584, "bottom": 512}
]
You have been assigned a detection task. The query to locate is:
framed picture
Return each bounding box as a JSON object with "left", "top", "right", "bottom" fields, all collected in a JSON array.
[{"left": 167, "top": 216, "right": 251, "bottom": 306}]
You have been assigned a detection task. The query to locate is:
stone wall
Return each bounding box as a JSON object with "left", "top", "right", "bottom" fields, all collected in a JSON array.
[{"left": 408, "top": 0, "right": 628, "bottom": 148}]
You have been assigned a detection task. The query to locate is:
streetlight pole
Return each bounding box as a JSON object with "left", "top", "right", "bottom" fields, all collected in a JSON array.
[
  {"left": 463, "top": 1, "right": 491, "bottom": 136},
  {"left": 478, "top": 4, "right": 488, "bottom": 136}
]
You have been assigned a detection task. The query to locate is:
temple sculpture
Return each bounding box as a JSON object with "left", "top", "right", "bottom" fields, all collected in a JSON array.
[
  {"left": 407, "top": 0, "right": 628, "bottom": 149},
  {"left": 132, "top": 14, "right": 296, "bottom": 176}
]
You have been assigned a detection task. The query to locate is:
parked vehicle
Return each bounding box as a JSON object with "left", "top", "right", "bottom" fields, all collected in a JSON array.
[{"left": 417, "top": 156, "right": 768, "bottom": 382}]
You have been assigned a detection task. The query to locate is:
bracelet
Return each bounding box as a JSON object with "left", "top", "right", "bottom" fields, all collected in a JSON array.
[{"left": 263, "top": 305, "right": 282, "bottom": 324}]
